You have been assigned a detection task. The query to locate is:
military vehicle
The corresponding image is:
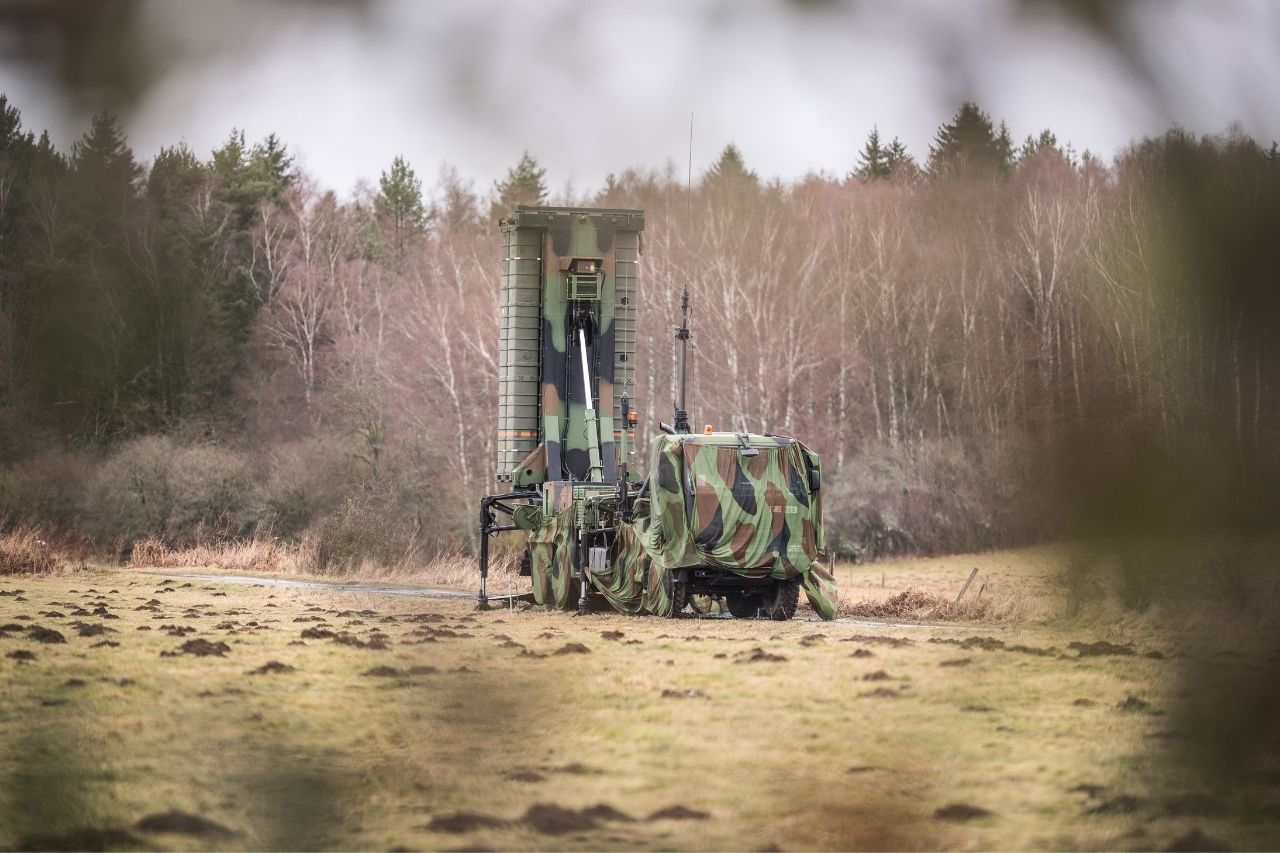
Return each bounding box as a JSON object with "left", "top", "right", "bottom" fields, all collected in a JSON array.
[{"left": 477, "top": 205, "right": 837, "bottom": 620}]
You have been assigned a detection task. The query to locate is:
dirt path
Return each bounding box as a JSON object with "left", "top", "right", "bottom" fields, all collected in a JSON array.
[
  {"left": 142, "top": 570, "right": 980, "bottom": 629},
  {"left": 141, "top": 571, "right": 482, "bottom": 601}
]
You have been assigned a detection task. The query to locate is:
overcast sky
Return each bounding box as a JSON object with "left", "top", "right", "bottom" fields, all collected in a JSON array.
[{"left": 3, "top": 0, "right": 1279, "bottom": 197}]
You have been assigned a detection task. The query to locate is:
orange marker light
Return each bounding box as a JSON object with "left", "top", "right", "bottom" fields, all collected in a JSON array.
[
  {"left": 704, "top": 424, "right": 713, "bottom": 434},
  {"left": 627, "top": 411, "right": 638, "bottom": 424}
]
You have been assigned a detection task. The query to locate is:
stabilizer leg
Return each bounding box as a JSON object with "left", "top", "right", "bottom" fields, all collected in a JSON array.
[
  {"left": 576, "top": 535, "right": 590, "bottom": 616},
  {"left": 477, "top": 496, "right": 495, "bottom": 611}
]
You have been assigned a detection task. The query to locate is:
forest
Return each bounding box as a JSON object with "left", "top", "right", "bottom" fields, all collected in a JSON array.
[{"left": 1, "top": 95, "right": 1278, "bottom": 569}]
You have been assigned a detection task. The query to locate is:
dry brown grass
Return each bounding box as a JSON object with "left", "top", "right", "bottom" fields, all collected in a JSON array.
[
  {"left": 129, "top": 537, "right": 299, "bottom": 574},
  {"left": 838, "top": 587, "right": 1025, "bottom": 622},
  {"left": 127, "top": 537, "right": 525, "bottom": 591},
  {"left": 0, "top": 523, "right": 75, "bottom": 575}
]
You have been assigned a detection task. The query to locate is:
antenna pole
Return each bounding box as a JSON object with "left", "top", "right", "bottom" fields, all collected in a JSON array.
[
  {"left": 674, "top": 111, "right": 694, "bottom": 436},
  {"left": 687, "top": 112, "right": 693, "bottom": 221},
  {"left": 674, "top": 288, "right": 691, "bottom": 434}
]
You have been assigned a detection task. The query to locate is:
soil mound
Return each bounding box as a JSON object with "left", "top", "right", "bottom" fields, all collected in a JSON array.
[
  {"left": 842, "top": 634, "right": 912, "bottom": 647},
  {"left": 1117, "top": 695, "right": 1152, "bottom": 713},
  {"left": 735, "top": 647, "right": 786, "bottom": 663},
  {"left": 175, "top": 638, "right": 230, "bottom": 657},
  {"left": 362, "top": 666, "right": 404, "bottom": 677},
  {"left": 248, "top": 661, "right": 294, "bottom": 675},
  {"left": 1069, "top": 640, "right": 1135, "bottom": 657},
  {"left": 134, "top": 810, "right": 235, "bottom": 838},
  {"left": 580, "top": 804, "right": 635, "bottom": 823},
  {"left": 648, "top": 805, "right": 710, "bottom": 821},
  {"left": 27, "top": 626, "right": 65, "bottom": 644},
  {"left": 425, "top": 811, "right": 507, "bottom": 833},
  {"left": 933, "top": 803, "right": 995, "bottom": 821},
  {"left": 521, "top": 803, "right": 599, "bottom": 835}
]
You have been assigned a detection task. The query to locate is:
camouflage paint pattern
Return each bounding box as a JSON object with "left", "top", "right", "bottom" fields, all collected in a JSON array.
[
  {"left": 585, "top": 523, "right": 679, "bottom": 616},
  {"left": 496, "top": 206, "right": 642, "bottom": 484},
  {"left": 528, "top": 507, "right": 576, "bottom": 610},
  {"left": 525, "top": 433, "right": 838, "bottom": 620}
]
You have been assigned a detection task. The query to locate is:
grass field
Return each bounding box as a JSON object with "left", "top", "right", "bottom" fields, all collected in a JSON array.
[{"left": 2, "top": 544, "right": 1278, "bottom": 851}]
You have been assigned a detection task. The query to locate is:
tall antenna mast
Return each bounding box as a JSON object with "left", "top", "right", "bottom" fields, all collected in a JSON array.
[
  {"left": 687, "top": 112, "right": 693, "bottom": 220},
  {"left": 673, "top": 112, "right": 693, "bottom": 435}
]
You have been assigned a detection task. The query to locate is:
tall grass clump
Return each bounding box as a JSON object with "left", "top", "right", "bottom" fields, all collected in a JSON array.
[{"left": 0, "top": 523, "right": 62, "bottom": 575}]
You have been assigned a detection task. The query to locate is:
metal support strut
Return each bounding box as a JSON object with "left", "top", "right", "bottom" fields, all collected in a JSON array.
[
  {"left": 577, "top": 533, "right": 590, "bottom": 616},
  {"left": 477, "top": 492, "right": 523, "bottom": 610}
]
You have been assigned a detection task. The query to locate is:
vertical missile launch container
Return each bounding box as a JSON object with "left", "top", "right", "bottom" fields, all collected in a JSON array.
[
  {"left": 495, "top": 206, "right": 642, "bottom": 485},
  {"left": 478, "top": 205, "right": 838, "bottom": 621}
]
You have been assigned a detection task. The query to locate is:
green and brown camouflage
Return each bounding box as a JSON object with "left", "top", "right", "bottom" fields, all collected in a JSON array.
[
  {"left": 524, "top": 432, "right": 837, "bottom": 618},
  {"left": 496, "top": 206, "right": 641, "bottom": 485},
  {"left": 481, "top": 204, "right": 836, "bottom": 620}
]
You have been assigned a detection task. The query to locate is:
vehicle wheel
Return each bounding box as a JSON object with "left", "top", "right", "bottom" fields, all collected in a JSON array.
[
  {"left": 725, "top": 589, "right": 763, "bottom": 618},
  {"left": 762, "top": 580, "right": 800, "bottom": 621},
  {"left": 688, "top": 594, "right": 717, "bottom": 615},
  {"left": 666, "top": 578, "right": 689, "bottom": 618}
]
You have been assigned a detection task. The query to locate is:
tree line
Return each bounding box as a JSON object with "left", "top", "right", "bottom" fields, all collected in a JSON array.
[{"left": 1, "top": 95, "right": 1277, "bottom": 561}]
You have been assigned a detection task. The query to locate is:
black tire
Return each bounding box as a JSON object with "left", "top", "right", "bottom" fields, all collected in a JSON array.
[
  {"left": 666, "top": 578, "right": 689, "bottom": 618},
  {"left": 762, "top": 580, "right": 800, "bottom": 621},
  {"left": 725, "top": 589, "right": 763, "bottom": 618}
]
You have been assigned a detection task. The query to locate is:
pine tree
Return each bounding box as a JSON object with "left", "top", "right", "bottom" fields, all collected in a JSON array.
[
  {"left": 491, "top": 151, "right": 547, "bottom": 221},
  {"left": 1019, "top": 128, "right": 1060, "bottom": 162},
  {"left": 39, "top": 111, "right": 146, "bottom": 436},
  {"left": 0, "top": 95, "right": 32, "bottom": 155},
  {"left": 377, "top": 155, "right": 427, "bottom": 258},
  {"left": 996, "top": 121, "right": 1015, "bottom": 175},
  {"left": 703, "top": 143, "right": 759, "bottom": 201},
  {"left": 927, "top": 102, "right": 1007, "bottom": 179},
  {"left": 141, "top": 144, "right": 239, "bottom": 421},
  {"left": 212, "top": 130, "right": 294, "bottom": 228},
  {"left": 854, "top": 127, "right": 890, "bottom": 181},
  {"left": 250, "top": 133, "right": 294, "bottom": 202},
  {"left": 71, "top": 111, "right": 141, "bottom": 217},
  {"left": 885, "top": 136, "right": 917, "bottom": 178}
]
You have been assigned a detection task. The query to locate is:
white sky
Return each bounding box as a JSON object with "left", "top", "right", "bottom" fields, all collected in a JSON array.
[{"left": 3, "top": 0, "right": 1279, "bottom": 197}]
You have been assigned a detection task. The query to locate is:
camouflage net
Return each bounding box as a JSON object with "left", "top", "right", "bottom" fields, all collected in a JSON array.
[{"left": 527, "top": 434, "right": 838, "bottom": 620}]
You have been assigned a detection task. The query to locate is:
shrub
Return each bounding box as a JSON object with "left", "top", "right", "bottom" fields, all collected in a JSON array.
[
  {"left": 0, "top": 450, "right": 92, "bottom": 530},
  {"left": 823, "top": 437, "right": 1038, "bottom": 560},
  {"left": 314, "top": 491, "right": 404, "bottom": 574},
  {"left": 84, "top": 436, "right": 255, "bottom": 548},
  {"left": 257, "top": 436, "right": 354, "bottom": 537}
]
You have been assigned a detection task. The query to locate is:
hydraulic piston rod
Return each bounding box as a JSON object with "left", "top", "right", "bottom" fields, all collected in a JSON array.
[{"left": 579, "top": 328, "right": 604, "bottom": 482}]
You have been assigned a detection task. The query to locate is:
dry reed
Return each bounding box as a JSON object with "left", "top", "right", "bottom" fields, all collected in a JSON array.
[
  {"left": 126, "top": 537, "right": 523, "bottom": 591},
  {"left": 0, "top": 524, "right": 70, "bottom": 575},
  {"left": 837, "top": 588, "right": 1023, "bottom": 622}
]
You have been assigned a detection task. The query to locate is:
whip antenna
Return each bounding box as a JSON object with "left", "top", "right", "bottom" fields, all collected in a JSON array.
[
  {"left": 687, "top": 112, "right": 693, "bottom": 220},
  {"left": 672, "top": 112, "right": 693, "bottom": 435}
]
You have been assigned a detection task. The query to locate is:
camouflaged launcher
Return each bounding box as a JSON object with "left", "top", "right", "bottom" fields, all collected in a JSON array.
[{"left": 478, "top": 205, "right": 836, "bottom": 620}]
